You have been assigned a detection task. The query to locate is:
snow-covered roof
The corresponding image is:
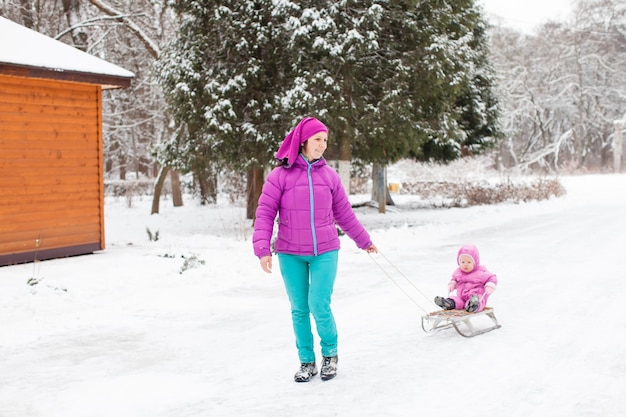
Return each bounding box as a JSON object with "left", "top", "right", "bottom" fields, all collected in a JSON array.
[{"left": 0, "top": 16, "right": 134, "bottom": 88}]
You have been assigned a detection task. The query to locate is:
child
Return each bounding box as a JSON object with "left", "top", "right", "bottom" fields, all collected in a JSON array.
[{"left": 435, "top": 244, "right": 497, "bottom": 313}]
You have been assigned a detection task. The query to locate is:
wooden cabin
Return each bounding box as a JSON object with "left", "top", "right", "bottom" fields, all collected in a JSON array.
[{"left": 0, "top": 17, "right": 134, "bottom": 266}]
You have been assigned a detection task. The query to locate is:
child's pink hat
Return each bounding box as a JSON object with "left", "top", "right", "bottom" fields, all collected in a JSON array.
[{"left": 457, "top": 244, "right": 480, "bottom": 268}]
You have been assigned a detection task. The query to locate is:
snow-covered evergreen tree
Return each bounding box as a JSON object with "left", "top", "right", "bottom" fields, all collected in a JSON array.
[{"left": 156, "top": 0, "right": 501, "bottom": 209}]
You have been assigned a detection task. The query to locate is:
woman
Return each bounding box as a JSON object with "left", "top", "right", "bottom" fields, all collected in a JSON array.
[{"left": 253, "top": 116, "right": 377, "bottom": 383}]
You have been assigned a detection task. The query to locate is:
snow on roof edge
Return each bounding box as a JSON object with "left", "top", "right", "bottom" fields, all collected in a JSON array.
[{"left": 0, "top": 17, "right": 134, "bottom": 79}]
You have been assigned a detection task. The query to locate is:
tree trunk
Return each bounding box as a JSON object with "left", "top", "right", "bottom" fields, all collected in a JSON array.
[
  {"left": 18, "top": 0, "right": 33, "bottom": 28},
  {"left": 615, "top": 120, "right": 624, "bottom": 173},
  {"left": 197, "top": 168, "right": 217, "bottom": 205},
  {"left": 573, "top": 41, "right": 586, "bottom": 169},
  {"left": 247, "top": 166, "right": 265, "bottom": 220},
  {"left": 119, "top": 150, "right": 127, "bottom": 180},
  {"left": 337, "top": 130, "right": 352, "bottom": 194},
  {"left": 171, "top": 170, "right": 183, "bottom": 207},
  {"left": 151, "top": 165, "right": 171, "bottom": 214},
  {"left": 62, "top": 0, "right": 88, "bottom": 51}
]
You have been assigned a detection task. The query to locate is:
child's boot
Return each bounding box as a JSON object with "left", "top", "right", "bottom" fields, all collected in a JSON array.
[
  {"left": 465, "top": 295, "right": 480, "bottom": 312},
  {"left": 435, "top": 296, "right": 455, "bottom": 310}
]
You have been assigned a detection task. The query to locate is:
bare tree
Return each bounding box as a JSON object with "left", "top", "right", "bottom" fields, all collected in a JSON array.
[
  {"left": 2, "top": 0, "right": 183, "bottom": 209},
  {"left": 62, "top": 0, "right": 88, "bottom": 50},
  {"left": 490, "top": 0, "right": 626, "bottom": 172}
]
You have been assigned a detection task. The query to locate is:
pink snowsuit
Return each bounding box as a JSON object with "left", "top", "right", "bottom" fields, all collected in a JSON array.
[{"left": 448, "top": 245, "right": 497, "bottom": 312}]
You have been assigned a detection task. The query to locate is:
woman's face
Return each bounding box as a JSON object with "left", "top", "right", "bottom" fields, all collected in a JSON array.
[{"left": 301, "top": 132, "right": 328, "bottom": 160}]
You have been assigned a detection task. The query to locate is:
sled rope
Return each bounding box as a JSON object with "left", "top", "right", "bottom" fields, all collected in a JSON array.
[{"left": 368, "top": 250, "right": 439, "bottom": 314}]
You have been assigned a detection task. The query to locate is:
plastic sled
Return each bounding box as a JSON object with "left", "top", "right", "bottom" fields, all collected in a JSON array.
[{"left": 421, "top": 307, "right": 501, "bottom": 338}]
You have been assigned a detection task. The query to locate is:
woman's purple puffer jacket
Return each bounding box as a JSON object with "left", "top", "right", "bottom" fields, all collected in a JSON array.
[{"left": 253, "top": 155, "right": 372, "bottom": 258}]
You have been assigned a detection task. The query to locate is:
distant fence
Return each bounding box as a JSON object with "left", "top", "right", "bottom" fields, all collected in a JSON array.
[{"left": 104, "top": 179, "right": 159, "bottom": 197}]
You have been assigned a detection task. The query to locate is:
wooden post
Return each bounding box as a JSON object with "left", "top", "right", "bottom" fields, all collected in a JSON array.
[{"left": 378, "top": 164, "right": 386, "bottom": 214}]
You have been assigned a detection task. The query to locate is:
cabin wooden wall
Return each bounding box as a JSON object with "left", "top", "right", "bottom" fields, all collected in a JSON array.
[{"left": 0, "top": 74, "right": 105, "bottom": 265}]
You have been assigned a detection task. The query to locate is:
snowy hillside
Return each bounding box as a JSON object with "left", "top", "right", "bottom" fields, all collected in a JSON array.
[{"left": 1, "top": 164, "right": 625, "bottom": 417}]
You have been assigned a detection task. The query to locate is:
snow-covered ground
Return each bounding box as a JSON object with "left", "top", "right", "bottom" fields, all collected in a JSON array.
[{"left": 1, "top": 164, "right": 625, "bottom": 417}]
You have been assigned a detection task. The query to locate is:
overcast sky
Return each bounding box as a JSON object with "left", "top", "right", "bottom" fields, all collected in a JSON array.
[{"left": 479, "top": 0, "right": 574, "bottom": 33}]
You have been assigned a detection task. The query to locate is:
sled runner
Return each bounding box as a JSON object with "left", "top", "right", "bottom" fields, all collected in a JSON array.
[{"left": 421, "top": 307, "right": 501, "bottom": 338}]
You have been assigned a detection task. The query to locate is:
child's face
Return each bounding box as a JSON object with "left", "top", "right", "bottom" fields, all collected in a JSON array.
[{"left": 459, "top": 255, "right": 475, "bottom": 273}]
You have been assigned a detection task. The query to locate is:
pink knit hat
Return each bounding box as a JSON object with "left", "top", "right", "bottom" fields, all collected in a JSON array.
[{"left": 275, "top": 117, "right": 328, "bottom": 166}]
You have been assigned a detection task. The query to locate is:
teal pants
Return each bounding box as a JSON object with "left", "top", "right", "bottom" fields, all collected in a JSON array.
[{"left": 278, "top": 250, "right": 339, "bottom": 363}]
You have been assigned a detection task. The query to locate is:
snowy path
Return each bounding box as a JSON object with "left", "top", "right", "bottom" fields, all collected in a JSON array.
[{"left": 1, "top": 174, "right": 625, "bottom": 417}]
